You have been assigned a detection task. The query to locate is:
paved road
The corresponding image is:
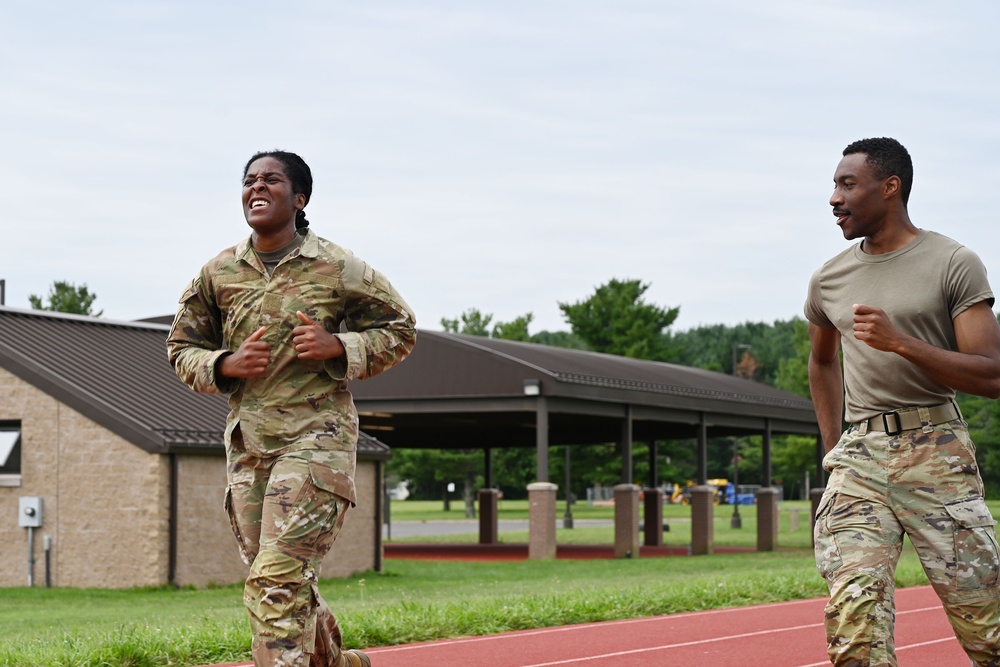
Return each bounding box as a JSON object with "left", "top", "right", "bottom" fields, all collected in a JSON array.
[{"left": 382, "top": 519, "right": 618, "bottom": 540}]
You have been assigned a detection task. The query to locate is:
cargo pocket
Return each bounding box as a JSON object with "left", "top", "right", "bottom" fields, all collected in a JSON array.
[
  {"left": 308, "top": 461, "right": 356, "bottom": 507},
  {"left": 944, "top": 497, "right": 1000, "bottom": 591},
  {"left": 814, "top": 491, "right": 843, "bottom": 580},
  {"left": 225, "top": 487, "right": 253, "bottom": 566},
  {"left": 306, "top": 462, "right": 353, "bottom": 556}
]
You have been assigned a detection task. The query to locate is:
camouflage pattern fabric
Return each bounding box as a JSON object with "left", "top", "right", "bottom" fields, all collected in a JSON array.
[
  {"left": 815, "top": 417, "right": 1000, "bottom": 666},
  {"left": 167, "top": 228, "right": 416, "bottom": 666},
  {"left": 227, "top": 435, "right": 354, "bottom": 667},
  {"left": 167, "top": 227, "right": 417, "bottom": 464}
]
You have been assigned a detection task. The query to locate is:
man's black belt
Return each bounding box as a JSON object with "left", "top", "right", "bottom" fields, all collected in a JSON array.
[{"left": 858, "top": 402, "right": 960, "bottom": 436}]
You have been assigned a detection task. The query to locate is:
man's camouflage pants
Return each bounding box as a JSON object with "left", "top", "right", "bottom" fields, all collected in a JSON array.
[
  {"left": 226, "top": 441, "right": 355, "bottom": 667},
  {"left": 814, "top": 416, "right": 1000, "bottom": 666}
]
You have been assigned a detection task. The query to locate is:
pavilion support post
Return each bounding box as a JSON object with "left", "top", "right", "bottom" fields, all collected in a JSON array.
[
  {"left": 527, "top": 482, "right": 558, "bottom": 560},
  {"left": 756, "top": 487, "right": 780, "bottom": 551},
  {"left": 696, "top": 414, "right": 708, "bottom": 485},
  {"left": 762, "top": 419, "right": 772, "bottom": 488},
  {"left": 484, "top": 447, "right": 493, "bottom": 490},
  {"left": 621, "top": 405, "right": 633, "bottom": 485},
  {"left": 643, "top": 486, "right": 664, "bottom": 547},
  {"left": 648, "top": 439, "right": 658, "bottom": 489},
  {"left": 536, "top": 397, "right": 549, "bottom": 483},
  {"left": 691, "top": 414, "right": 713, "bottom": 554},
  {"left": 614, "top": 483, "right": 641, "bottom": 558},
  {"left": 478, "top": 488, "right": 500, "bottom": 544},
  {"left": 756, "top": 419, "right": 779, "bottom": 551},
  {"left": 690, "top": 485, "right": 715, "bottom": 555}
]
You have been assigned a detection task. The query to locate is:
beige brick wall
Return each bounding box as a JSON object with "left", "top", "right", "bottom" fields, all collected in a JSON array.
[
  {"left": 173, "top": 454, "right": 382, "bottom": 587},
  {"left": 0, "top": 368, "right": 170, "bottom": 588},
  {"left": 173, "top": 455, "right": 247, "bottom": 587},
  {"left": 1, "top": 367, "right": 384, "bottom": 589},
  {"left": 322, "top": 460, "right": 379, "bottom": 578}
]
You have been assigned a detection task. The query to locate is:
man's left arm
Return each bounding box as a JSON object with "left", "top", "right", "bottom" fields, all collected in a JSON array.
[{"left": 852, "top": 300, "right": 1000, "bottom": 399}]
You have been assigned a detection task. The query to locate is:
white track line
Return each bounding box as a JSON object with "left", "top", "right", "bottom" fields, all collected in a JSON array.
[
  {"left": 518, "top": 607, "right": 945, "bottom": 667},
  {"left": 368, "top": 596, "right": 826, "bottom": 655}
]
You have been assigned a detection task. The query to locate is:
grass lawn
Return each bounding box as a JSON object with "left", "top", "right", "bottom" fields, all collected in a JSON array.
[{"left": 4, "top": 497, "right": 993, "bottom": 666}]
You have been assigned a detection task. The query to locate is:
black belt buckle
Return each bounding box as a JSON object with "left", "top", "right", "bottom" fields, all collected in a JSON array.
[{"left": 882, "top": 411, "right": 902, "bottom": 436}]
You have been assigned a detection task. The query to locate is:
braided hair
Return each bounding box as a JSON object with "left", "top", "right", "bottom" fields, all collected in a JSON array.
[{"left": 243, "top": 150, "right": 314, "bottom": 228}]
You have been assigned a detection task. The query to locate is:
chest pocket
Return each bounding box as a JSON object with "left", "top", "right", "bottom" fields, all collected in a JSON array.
[
  {"left": 212, "top": 271, "right": 264, "bottom": 340},
  {"left": 285, "top": 269, "right": 346, "bottom": 329}
]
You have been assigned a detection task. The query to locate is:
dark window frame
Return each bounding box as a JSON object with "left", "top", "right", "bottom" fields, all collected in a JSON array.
[{"left": 0, "top": 422, "right": 21, "bottom": 476}]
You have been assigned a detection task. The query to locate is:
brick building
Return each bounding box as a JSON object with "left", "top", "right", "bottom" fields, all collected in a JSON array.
[{"left": 0, "top": 306, "right": 389, "bottom": 589}]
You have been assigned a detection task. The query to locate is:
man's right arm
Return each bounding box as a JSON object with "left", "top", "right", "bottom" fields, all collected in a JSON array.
[{"left": 808, "top": 323, "right": 845, "bottom": 453}]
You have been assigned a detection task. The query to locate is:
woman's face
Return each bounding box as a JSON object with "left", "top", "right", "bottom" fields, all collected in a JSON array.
[{"left": 241, "top": 156, "right": 305, "bottom": 238}]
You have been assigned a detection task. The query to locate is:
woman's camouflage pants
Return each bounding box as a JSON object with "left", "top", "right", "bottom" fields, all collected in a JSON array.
[
  {"left": 815, "top": 417, "right": 1000, "bottom": 666},
  {"left": 226, "top": 444, "right": 354, "bottom": 667}
]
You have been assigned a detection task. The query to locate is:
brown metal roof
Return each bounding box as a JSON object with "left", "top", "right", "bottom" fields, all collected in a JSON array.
[
  {"left": 351, "top": 331, "right": 818, "bottom": 448},
  {"left": 0, "top": 307, "right": 390, "bottom": 459}
]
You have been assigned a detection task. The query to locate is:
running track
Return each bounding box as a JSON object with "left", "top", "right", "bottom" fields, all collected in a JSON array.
[{"left": 208, "top": 585, "right": 968, "bottom": 666}]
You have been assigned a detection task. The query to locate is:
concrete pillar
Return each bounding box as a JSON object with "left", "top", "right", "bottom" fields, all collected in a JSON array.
[
  {"left": 478, "top": 488, "right": 500, "bottom": 544},
  {"left": 643, "top": 487, "right": 664, "bottom": 547},
  {"left": 614, "top": 484, "right": 641, "bottom": 558},
  {"left": 528, "top": 482, "right": 558, "bottom": 560},
  {"left": 756, "top": 487, "right": 780, "bottom": 552},
  {"left": 690, "top": 485, "right": 715, "bottom": 555}
]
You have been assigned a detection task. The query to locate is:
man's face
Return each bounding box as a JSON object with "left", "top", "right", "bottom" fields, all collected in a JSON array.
[
  {"left": 242, "top": 157, "right": 305, "bottom": 237},
  {"left": 829, "top": 152, "right": 888, "bottom": 241}
]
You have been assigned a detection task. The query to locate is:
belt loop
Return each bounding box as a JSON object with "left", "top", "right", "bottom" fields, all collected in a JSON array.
[
  {"left": 857, "top": 419, "right": 868, "bottom": 436},
  {"left": 918, "top": 406, "right": 933, "bottom": 433}
]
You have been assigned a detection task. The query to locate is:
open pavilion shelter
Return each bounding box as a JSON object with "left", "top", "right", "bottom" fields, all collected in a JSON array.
[{"left": 351, "top": 330, "right": 820, "bottom": 555}]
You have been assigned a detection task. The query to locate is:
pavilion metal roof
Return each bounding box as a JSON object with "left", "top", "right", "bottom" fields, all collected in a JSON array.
[
  {"left": 0, "top": 307, "right": 390, "bottom": 459},
  {"left": 351, "top": 331, "right": 818, "bottom": 448}
]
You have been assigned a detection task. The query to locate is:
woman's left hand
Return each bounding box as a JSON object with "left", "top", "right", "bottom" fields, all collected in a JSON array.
[{"left": 292, "top": 311, "right": 345, "bottom": 361}]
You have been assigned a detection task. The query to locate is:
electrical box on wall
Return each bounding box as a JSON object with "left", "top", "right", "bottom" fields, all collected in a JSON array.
[{"left": 19, "top": 496, "right": 43, "bottom": 528}]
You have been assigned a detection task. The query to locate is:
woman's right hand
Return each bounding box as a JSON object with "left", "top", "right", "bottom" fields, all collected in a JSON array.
[{"left": 218, "top": 326, "right": 270, "bottom": 378}]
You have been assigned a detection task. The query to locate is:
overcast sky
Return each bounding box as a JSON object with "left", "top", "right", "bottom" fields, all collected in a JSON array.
[{"left": 2, "top": 1, "right": 998, "bottom": 334}]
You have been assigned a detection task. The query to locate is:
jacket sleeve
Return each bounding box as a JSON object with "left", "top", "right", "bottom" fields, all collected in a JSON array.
[
  {"left": 324, "top": 256, "right": 417, "bottom": 381},
  {"left": 166, "top": 274, "right": 240, "bottom": 394}
]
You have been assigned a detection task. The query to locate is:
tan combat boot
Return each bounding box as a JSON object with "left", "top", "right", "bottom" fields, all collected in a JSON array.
[{"left": 336, "top": 648, "right": 371, "bottom": 667}]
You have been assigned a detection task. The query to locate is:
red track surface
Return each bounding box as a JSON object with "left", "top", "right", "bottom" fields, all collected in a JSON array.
[{"left": 206, "top": 585, "right": 967, "bottom": 666}]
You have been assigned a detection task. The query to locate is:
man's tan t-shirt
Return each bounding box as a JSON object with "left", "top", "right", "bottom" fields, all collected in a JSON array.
[{"left": 804, "top": 229, "right": 994, "bottom": 424}]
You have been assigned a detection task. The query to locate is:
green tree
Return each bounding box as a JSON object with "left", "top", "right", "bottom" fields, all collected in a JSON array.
[
  {"left": 774, "top": 318, "right": 811, "bottom": 397},
  {"left": 441, "top": 308, "right": 493, "bottom": 336},
  {"left": 441, "top": 308, "right": 535, "bottom": 341},
  {"left": 666, "top": 319, "right": 800, "bottom": 384},
  {"left": 29, "top": 281, "right": 102, "bottom": 317},
  {"left": 957, "top": 392, "right": 1000, "bottom": 498},
  {"left": 558, "top": 278, "right": 679, "bottom": 360},
  {"left": 492, "top": 313, "right": 533, "bottom": 342}
]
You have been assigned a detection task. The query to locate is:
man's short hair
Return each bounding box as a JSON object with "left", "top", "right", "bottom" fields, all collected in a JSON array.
[{"left": 843, "top": 137, "right": 913, "bottom": 206}]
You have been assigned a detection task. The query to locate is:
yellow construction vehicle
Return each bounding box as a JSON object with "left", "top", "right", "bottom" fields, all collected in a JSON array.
[{"left": 668, "top": 479, "right": 729, "bottom": 505}]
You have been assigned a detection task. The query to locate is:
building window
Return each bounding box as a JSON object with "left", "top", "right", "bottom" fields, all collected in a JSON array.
[{"left": 0, "top": 424, "right": 21, "bottom": 487}]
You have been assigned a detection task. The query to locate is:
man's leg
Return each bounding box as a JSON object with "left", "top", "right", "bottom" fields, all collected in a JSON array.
[
  {"left": 893, "top": 422, "right": 1000, "bottom": 667},
  {"left": 816, "top": 428, "right": 904, "bottom": 666}
]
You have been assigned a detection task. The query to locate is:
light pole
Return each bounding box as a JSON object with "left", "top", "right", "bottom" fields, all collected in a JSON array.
[{"left": 730, "top": 344, "right": 751, "bottom": 529}]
